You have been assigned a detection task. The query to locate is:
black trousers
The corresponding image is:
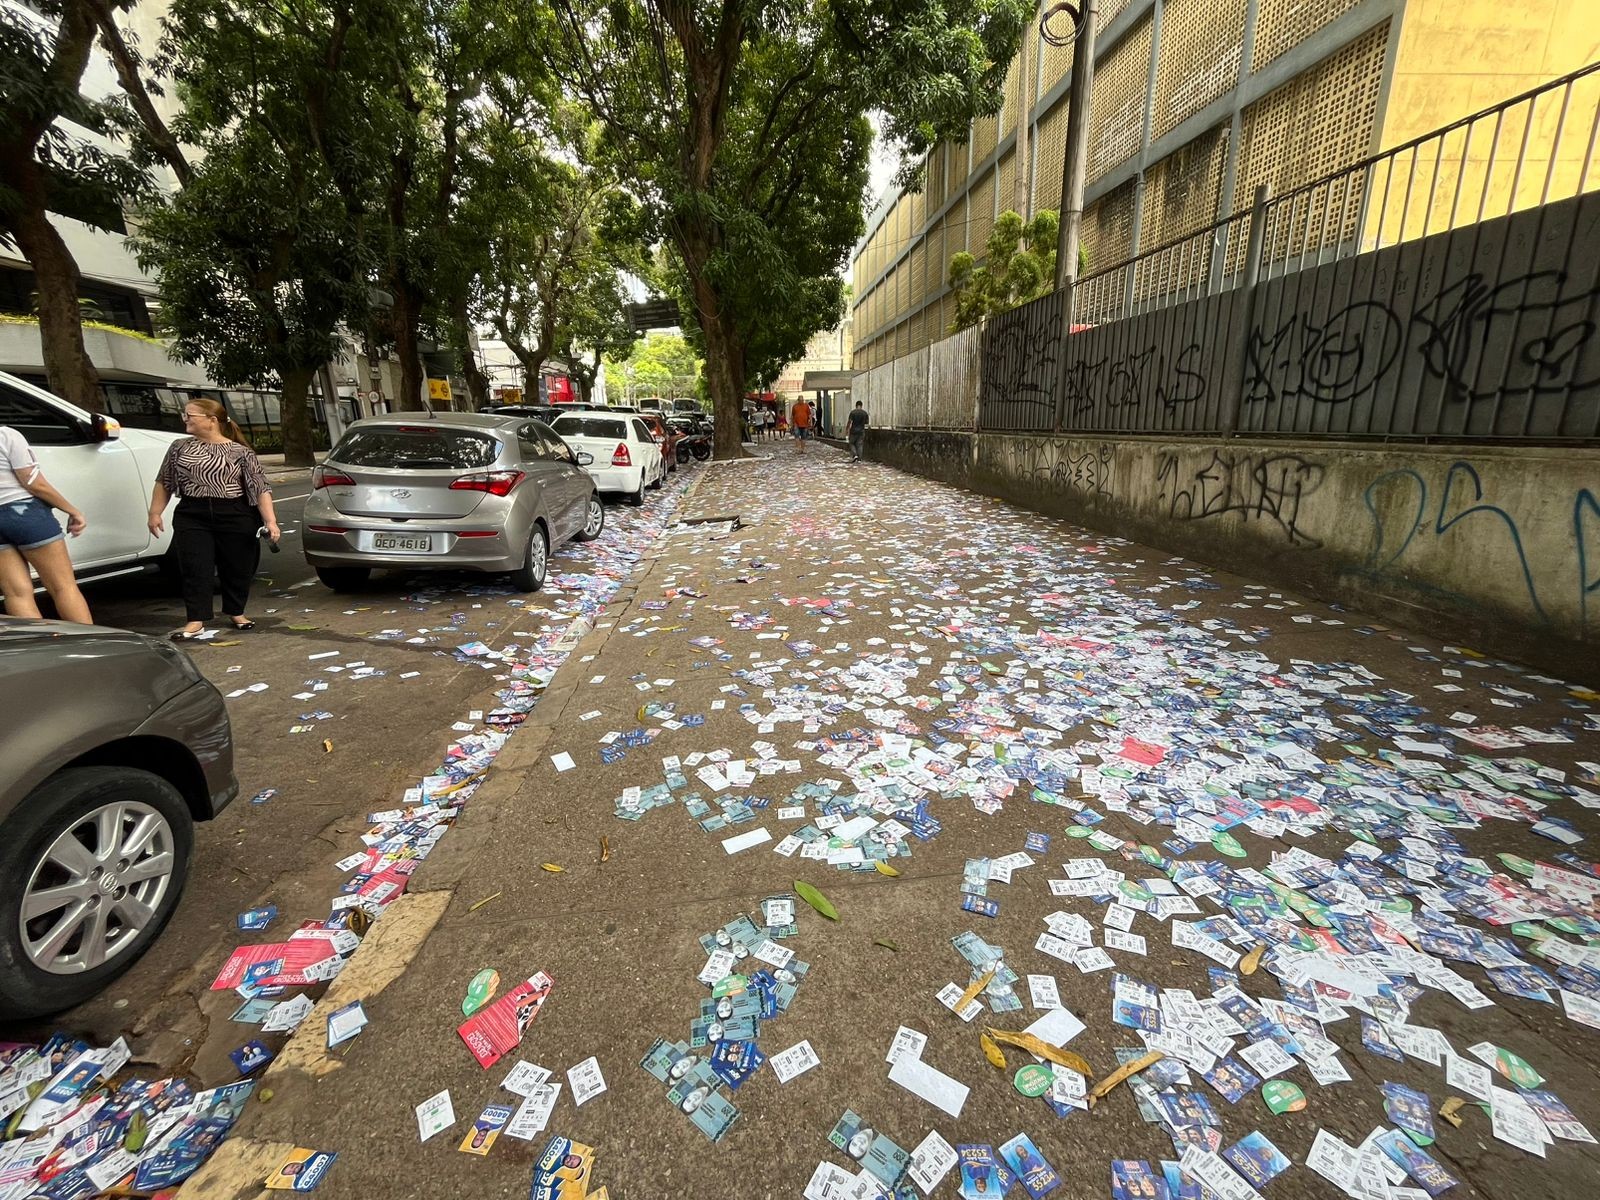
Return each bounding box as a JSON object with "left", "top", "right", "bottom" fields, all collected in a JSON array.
[{"left": 174, "top": 497, "right": 260, "bottom": 621}]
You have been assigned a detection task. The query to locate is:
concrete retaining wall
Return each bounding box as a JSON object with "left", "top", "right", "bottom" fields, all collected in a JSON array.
[{"left": 865, "top": 427, "right": 1599, "bottom": 675}]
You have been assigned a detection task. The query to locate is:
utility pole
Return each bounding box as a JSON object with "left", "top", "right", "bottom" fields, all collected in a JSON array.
[{"left": 1050, "top": 0, "right": 1097, "bottom": 315}]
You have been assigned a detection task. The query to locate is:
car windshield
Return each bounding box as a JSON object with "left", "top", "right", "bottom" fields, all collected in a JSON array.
[
  {"left": 553, "top": 417, "right": 628, "bottom": 439},
  {"left": 333, "top": 426, "right": 500, "bottom": 469}
]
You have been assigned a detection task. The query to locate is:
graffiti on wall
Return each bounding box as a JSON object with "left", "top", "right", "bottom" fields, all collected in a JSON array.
[
  {"left": 1579, "top": 490, "right": 1600, "bottom": 631},
  {"left": 1244, "top": 302, "right": 1403, "bottom": 408},
  {"left": 1245, "top": 271, "right": 1600, "bottom": 414},
  {"left": 1413, "top": 271, "right": 1600, "bottom": 404},
  {"left": 1006, "top": 438, "right": 1116, "bottom": 503},
  {"left": 1064, "top": 343, "right": 1207, "bottom": 416},
  {"left": 1155, "top": 450, "right": 1326, "bottom": 546},
  {"left": 1354, "top": 459, "right": 1600, "bottom": 635},
  {"left": 981, "top": 299, "right": 1061, "bottom": 418}
]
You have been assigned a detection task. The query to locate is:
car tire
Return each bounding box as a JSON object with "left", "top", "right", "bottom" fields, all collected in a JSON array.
[
  {"left": 0, "top": 767, "right": 194, "bottom": 1021},
  {"left": 316, "top": 566, "right": 370, "bottom": 592},
  {"left": 649, "top": 462, "right": 664, "bottom": 490},
  {"left": 627, "top": 472, "right": 646, "bottom": 506},
  {"left": 574, "top": 494, "right": 605, "bottom": 542},
  {"left": 509, "top": 522, "right": 548, "bottom": 592}
]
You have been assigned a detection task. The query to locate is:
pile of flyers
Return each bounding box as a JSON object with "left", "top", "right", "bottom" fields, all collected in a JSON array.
[
  {"left": 639, "top": 895, "right": 809, "bottom": 1142},
  {"left": 0, "top": 1035, "right": 256, "bottom": 1195}
]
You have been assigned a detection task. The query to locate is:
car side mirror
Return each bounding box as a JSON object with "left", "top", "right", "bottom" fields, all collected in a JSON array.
[
  {"left": 86, "top": 412, "right": 120, "bottom": 442},
  {"left": 575, "top": 450, "right": 594, "bottom": 466}
]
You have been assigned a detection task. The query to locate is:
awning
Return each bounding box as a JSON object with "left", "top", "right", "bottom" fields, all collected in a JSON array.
[{"left": 801, "top": 370, "right": 859, "bottom": 391}]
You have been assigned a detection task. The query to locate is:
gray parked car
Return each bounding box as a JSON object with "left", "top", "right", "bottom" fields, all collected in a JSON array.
[
  {"left": 302, "top": 412, "right": 605, "bottom": 592},
  {"left": 0, "top": 618, "right": 237, "bottom": 1019}
]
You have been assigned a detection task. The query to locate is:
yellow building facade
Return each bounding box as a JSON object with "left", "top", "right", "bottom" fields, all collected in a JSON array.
[{"left": 849, "top": 0, "right": 1600, "bottom": 371}]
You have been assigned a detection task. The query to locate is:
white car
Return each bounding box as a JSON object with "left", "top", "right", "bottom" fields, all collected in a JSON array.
[
  {"left": 550, "top": 412, "right": 666, "bottom": 506},
  {"left": 0, "top": 370, "right": 183, "bottom": 583}
]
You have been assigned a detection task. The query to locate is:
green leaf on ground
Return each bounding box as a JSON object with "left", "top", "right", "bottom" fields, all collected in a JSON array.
[{"left": 795, "top": 880, "right": 838, "bottom": 921}]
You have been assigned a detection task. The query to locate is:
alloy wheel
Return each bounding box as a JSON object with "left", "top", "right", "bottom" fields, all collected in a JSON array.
[{"left": 21, "top": 801, "right": 176, "bottom": 975}]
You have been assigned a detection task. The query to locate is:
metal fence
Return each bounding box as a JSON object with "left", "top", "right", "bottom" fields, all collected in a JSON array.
[{"left": 959, "top": 61, "right": 1600, "bottom": 442}]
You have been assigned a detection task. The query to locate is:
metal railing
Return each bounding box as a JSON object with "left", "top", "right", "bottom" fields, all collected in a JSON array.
[{"left": 1073, "top": 60, "right": 1600, "bottom": 329}]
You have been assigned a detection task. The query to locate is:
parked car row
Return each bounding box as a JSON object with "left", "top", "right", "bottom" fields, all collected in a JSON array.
[{"left": 0, "top": 382, "right": 709, "bottom": 1018}]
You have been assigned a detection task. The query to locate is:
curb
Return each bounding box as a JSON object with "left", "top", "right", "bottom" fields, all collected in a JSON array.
[{"left": 195, "top": 470, "right": 720, "bottom": 1176}]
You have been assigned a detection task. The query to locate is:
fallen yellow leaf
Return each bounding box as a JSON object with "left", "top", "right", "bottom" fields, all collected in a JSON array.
[
  {"left": 1240, "top": 945, "right": 1265, "bottom": 975},
  {"left": 600, "top": 836, "right": 611, "bottom": 863},
  {"left": 980, "top": 1032, "right": 1007, "bottom": 1070},
  {"left": 1088, "top": 1051, "right": 1164, "bottom": 1107},
  {"left": 874, "top": 861, "right": 900, "bottom": 877},
  {"left": 986, "top": 1029, "right": 1093, "bottom": 1077},
  {"left": 541, "top": 863, "right": 565, "bottom": 873},
  {"left": 954, "top": 965, "right": 997, "bottom": 1014}
]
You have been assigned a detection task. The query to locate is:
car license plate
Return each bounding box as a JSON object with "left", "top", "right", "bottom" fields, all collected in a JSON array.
[{"left": 368, "top": 532, "right": 433, "bottom": 553}]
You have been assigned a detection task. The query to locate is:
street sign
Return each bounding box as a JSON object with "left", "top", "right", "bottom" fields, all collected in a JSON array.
[{"left": 427, "top": 378, "right": 452, "bottom": 402}]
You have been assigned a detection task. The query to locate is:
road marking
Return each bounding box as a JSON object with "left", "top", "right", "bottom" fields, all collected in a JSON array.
[{"left": 274, "top": 492, "right": 311, "bottom": 502}]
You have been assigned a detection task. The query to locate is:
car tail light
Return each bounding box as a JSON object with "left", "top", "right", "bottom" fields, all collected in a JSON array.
[
  {"left": 611, "top": 443, "right": 631, "bottom": 466},
  {"left": 456, "top": 530, "right": 499, "bottom": 539},
  {"left": 449, "top": 470, "right": 525, "bottom": 497},
  {"left": 312, "top": 467, "right": 355, "bottom": 489},
  {"left": 307, "top": 524, "right": 344, "bottom": 533}
]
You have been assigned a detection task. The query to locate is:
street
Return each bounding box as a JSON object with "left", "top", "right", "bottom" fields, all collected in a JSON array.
[{"left": 9, "top": 441, "right": 1596, "bottom": 1198}]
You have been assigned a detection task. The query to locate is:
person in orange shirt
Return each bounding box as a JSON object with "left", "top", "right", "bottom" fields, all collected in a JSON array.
[{"left": 790, "top": 398, "right": 812, "bottom": 452}]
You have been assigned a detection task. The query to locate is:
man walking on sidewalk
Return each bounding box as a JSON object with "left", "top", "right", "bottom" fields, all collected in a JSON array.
[
  {"left": 790, "top": 397, "right": 813, "bottom": 452},
  {"left": 846, "top": 399, "right": 869, "bottom": 462}
]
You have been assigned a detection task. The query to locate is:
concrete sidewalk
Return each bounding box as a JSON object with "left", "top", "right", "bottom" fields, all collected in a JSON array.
[{"left": 194, "top": 440, "right": 1600, "bottom": 1199}]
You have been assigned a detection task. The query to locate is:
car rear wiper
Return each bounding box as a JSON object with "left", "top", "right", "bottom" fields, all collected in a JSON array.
[{"left": 391, "top": 457, "right": 455, "bottom": 468}]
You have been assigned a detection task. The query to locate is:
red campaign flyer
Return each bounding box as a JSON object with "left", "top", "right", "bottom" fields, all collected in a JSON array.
[
  {"left": 457, "top": 972, "right": 554, "bottom": 1068},
  {"left": 210, "top": 941, "right": 338, "bottom": 991}
]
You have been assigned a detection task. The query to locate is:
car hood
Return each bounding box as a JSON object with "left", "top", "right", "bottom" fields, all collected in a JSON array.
[
  {"left": 117, "top": 426, "right": 186, "bottom": 454},
  {"left": 0, "top": 618, "right": 196, "bottom": 684}
]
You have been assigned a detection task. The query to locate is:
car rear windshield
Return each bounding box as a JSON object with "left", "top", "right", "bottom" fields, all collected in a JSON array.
[
  {"left": 333, "top": 426, "right": 500, "bottom": 469},
  {"left": 552, "top": 417, "right": 628, "bottom": 439}
]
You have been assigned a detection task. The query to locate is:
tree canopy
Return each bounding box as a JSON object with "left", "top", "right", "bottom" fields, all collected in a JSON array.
[
  {"left": 545, "top": 0, "right": 1033, "bottom": 457},
  {"left": 948, "top": 208, "right": 1062, "bottom": 331}
]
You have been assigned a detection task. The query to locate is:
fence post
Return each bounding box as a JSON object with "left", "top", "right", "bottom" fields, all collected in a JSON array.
[{"left": 1223, "top": 184, "right": 1271, "bottom": 436}]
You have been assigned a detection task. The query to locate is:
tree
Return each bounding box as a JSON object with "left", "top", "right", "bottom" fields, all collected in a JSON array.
[
  {"left": 607, "top": 331, "right": 702, "bottom": 402},
  {"left": 948, "top": 208, "right": 1062, "bottom": 331},
  {"left": 134, "top": 0, "right": 395, "bottom": 463},
  {"left": 133, "top": 125, "right": 370, "bottom": 463},
  {"left": 473, "top": 117, "right": 644, "bottom": 400},
  {"left": 545, "top": 0, "right": 1032, "bottom": 459},
  {"left": 0, "top": 0, "right": 150, "bottom": 411}
]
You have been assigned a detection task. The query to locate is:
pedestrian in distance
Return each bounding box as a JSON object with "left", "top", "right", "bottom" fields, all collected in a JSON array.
[
  {"left": 790, "top": 397, "right": 813, "bottom": 452},
  {"left": 0, "top": 424, "right": 92, "bottom": 623},
  {"left": 846, "top": 399, "right": 869, "bottom": 463},
  {"left": 147, "top": 398, "right": 280, "bottom": 640}
]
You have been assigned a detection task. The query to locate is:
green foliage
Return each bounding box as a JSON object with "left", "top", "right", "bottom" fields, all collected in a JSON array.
[
  {"left": 468, "top": 112, "right": 646, "bottom": 384},
  {"left": 606, "top": 332, "right": 702, "bottom": 400},
  {"left": 949, "top": 209, "right": 1074, "bottom": 331},
  {"left": 132, "top": 123, "right": 369, "bottom": 389},
  {"left": 0, "top": 0, "right": 151, "bottom": 232},
  {"left": 544, "top": 0, "right": 1032, "bottom": 451}
]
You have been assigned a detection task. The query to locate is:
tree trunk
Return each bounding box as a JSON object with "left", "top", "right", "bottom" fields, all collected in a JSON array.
[
  {"left": 280, "top": 365, "right": 316, "bottom": 467},
  {"left": 8, "top": 185, "right": 103, "bottom": 413},
  {"left": 393, "top": 282, "right": 426, "bottom": 411},
  {"left": 451, "top": 296, "right": 490, "bottom": 410},
  {"left": 681, "top": 238, "right": 745, "bottom": 460}
]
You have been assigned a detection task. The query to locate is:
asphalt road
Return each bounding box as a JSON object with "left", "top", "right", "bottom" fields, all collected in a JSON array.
[{"left": 0, "top": 468, "right": 691, "bottom": 1084}]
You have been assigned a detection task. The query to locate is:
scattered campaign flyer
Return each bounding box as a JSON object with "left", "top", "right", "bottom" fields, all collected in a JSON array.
[
  {"left": 264, "top": 1148, "right": 337, "bottom": 1191},
  {"left": 456, "top": 971, "right": 554, "bottom": 1068},
  {"left": 1000, "top": 1133, "right": 1061, "bottom": 1198}
]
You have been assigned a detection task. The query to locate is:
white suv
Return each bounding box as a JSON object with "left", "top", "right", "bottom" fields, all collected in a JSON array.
[{"left": 0, "top": 370, "right": 183, "bottom": 582}]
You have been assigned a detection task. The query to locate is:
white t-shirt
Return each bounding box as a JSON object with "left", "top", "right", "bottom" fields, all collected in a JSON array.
[{"left": 0, "top": 426, "right": 41, "bottom": 506}]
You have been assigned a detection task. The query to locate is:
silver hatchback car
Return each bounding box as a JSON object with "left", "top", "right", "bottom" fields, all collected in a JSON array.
[{"left": 302, "top": 412, "right": 605, "bottom": 592}]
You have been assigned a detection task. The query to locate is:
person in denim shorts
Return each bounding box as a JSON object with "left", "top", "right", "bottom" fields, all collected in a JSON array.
[{"left": 0, "top": 425, "right": 92, "bottom": 623}]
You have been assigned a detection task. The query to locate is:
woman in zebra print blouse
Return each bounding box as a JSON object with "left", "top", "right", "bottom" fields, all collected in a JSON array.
[{"left": 147, "top": 399, "right": 280, "bottom": 639}]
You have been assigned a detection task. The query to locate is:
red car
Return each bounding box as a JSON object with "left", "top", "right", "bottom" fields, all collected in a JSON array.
[{"left": 638, "top": 413, "right": 681, "bottom": 472}]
